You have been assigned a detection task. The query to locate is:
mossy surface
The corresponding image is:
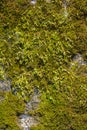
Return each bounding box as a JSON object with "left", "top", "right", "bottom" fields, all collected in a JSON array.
[
  {"left": 0, "top": 92, "right": 25, "bottom": 130},
  {"left": 0, "top": 0, "right": 87, "bottom": 129}
]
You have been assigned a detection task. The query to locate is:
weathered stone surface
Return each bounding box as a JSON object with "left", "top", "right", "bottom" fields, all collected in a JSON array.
[
  {"left": 19, "top": 114, "right": 38, "bottom": 130},
  {"left": 72, "top": 54, "right": 87, "bottom": 66},
  {"left": 71, "top": 53, "right": 87, "bottom": 68},
  {"left": 0, "top": 80, "right": 11, "bottom": 92},
  {"left": 19, "top": 88, "right": 40, "bottom": 130}
]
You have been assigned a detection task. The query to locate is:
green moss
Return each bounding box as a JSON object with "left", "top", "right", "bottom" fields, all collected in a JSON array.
[
  {"left": 31, "top": 71, "right": 87, "bottom": 130},
  {"left": 0, "top": 0, "right": 87, "bottom": 129},
  {"left": 0, "top": 92, "right": 25, "bottom": 130}
]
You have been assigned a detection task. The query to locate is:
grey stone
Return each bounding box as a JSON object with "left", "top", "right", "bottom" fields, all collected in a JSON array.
[
  {"left": 18, "top": 89, "right": 40, "bottom": 130},
  {"left": 71, "top": 54, "right": 87, "bottom": 67},
  {"left": 0, "top": 80, "right": 11, "bottom": 92},
  {"left": 19, "top": 114, "right": 38, "bottom": 130}
]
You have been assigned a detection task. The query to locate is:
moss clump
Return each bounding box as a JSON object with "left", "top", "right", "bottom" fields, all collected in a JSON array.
[
  {"left": 31, "top": 69, "right": 87, "bottom": 130},
  {"left": 0, "top": 92, "right": 25, "bottom": 130}
]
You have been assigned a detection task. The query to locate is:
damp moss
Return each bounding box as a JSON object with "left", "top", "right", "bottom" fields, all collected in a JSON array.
[
  {"left": 0, "top": 0, "right": 87, "bottom": 129},
  {"left": 0, "top": 92, "right": 25, "bottom": 130},
  {"left": 31, "top": 71, "right": 87, "bottom": 130}
]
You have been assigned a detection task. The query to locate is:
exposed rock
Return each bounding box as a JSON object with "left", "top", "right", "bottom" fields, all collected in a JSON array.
[
  {"left": 72, "top": 54, "right": 87, "bottom": 66},
  {"left": 19, "top": 88, "right": 40, "bottom": 130},
  {"left": 19, "top": 114, "right": 38, "bottom": 130},
  {"left": 0, "top": 80, "right": 11, "bottom": 92},
  {"left": 25, "top": 94, "right": 40, "bottom": 112},
  {"left": 71, "top": 53, "right": 87, "bottom": 67}
]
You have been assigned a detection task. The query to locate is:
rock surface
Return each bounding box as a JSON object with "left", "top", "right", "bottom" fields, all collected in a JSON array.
[
  {"left": 19, "top": 88, "right": 40, "bottom": 130},
  {"left": 71, "top": 53, "right": 87, "bottom": 68},
  {"left": 19, "top": 114, "right": 38, "bottom": 130},
  {"left": 72, "top": 54, "right": 87, "bottom": 66},
  {"left": 0, "top": 80, "right": 11, "bottom": 92}
]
